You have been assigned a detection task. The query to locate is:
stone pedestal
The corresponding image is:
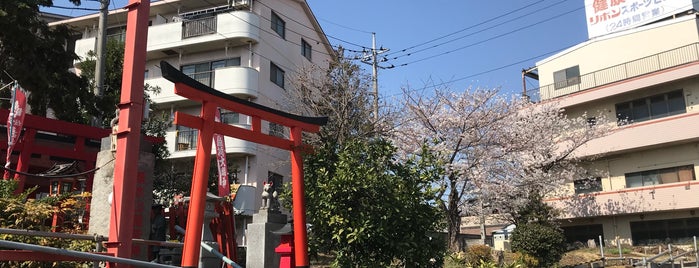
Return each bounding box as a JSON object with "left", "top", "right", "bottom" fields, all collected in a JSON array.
[
  {"left": 246, "top": 210, "right": 287, "bottom": 268},
  {"left": 198, "top": 193, "right": 224, "bottom": 268},
  {"left": 88, "top": 136, "right": 155, "bottom": 261}
]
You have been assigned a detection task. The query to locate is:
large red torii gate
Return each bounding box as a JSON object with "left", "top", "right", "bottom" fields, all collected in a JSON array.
[
  {"left": 160, "top": 60, "right": 327, "bottom": 268},
  {"left": 110, "top": 1, "right": 325, "bottom": 267}
]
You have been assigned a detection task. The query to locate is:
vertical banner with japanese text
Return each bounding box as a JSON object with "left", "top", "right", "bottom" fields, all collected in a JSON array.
[
  {"left": 5, "top": 82, "right": 26, "bottom": 171},
  {"left": 214, "top": 109, "right": 230, "bottom": 197}
]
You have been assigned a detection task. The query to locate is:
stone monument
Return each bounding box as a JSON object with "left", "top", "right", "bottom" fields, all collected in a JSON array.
[
  {"left": 88, "top": 133, "right": 155, "bottom": 261},
  {"left": 246, "top": 182, "right": 287, "bottom": 268}
]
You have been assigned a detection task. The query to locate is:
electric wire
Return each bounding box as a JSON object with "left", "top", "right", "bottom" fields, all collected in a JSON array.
[
  {"left": 190, "top": 0, "right": 303, "bottom": 72},
  {"left": 237, "top": 0, "right": 342, "bottom": 57},
  {"left": 254, "top": 0, "right": 370, "bottom": 50},
  {"left": 390, "top": 0, "right": 694, "bottom": 68},
  {"left": 190, "top": 0, "right": 337, "bottom": 59},
  {"left": 45, "top": 5, "right": 102, "bottom": 12},
  {"left": 385, "top": 49, "right": 562, "bottom": 97},
  {"left": 383, "top": 0, "right": 552, "bottom": 58},
  {"left": 385, "top": 46, "right": 568, "bottom": 98},
  {"left": 145, "top": 0, "right": 326, "bottom": 84},
  {"left": 385, "top": 0, "right": 573, "bottom": 61},
  {"left": 316, "top": 17, "right": 372, "bottom": 34},
  {"left": 391, "top": 6, "right": 584, "bottom": 68}
]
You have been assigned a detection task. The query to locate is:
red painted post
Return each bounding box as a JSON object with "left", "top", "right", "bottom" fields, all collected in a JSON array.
[
  {"left": 289, "top": 127, "right": 309, "bottom": 268},
  {"left": 181, "top": 101, "right": 217, "bottom": 268},
  {"left": 275, "top": 234, "right": 294, "bottom": 268},
  {"left": 13, "top": 128, "right": 35, "bottom": 193},
  {"left": 106, "top": 0, "right": 149, "bottom": 267}
]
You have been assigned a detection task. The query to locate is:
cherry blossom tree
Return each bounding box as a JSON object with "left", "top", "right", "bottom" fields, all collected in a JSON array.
[
  {"left": 284, "top": 51, "right": 446, "bottom": 265},
  {"left": 391, "top": 86, "right": 610, "bottom": 251}
]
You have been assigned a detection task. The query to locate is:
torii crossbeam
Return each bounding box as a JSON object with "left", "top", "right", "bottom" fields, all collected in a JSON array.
[{"left": 160, "top": 61, "right": 327, "bottom": 268}]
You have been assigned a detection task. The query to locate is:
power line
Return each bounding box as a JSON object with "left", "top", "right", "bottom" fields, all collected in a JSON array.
[
  {"left": 254, "top": 0, "right": 370, "bottom": 50},
  {"left": 46, "top": 5, "right": 102, "bottom": 11},
  {"left": 195, "top": 0, "right": 338, "bottom": 58},
  {"left": 384, "top": 0, "right": 551, "bottom": 58},
  {"left": 391, "top": 6, "right": 584, "bottom": 68},
  {"left": 316, "top": 17, "right": 372, "bottom": 34},
  {"left": 253, "top": 0, "right": 366, "bottom": 53},
  {"left": 385, "top": 47, "right": 566, "bottom": 99},
  {"left": 162, "top": 0, "right": 350, "bottom": 92},
  {"left": 385, "top": 0, "right": 573, "bottom": 61}
]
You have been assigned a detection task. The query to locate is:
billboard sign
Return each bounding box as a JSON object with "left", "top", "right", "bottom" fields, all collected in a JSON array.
[{"left": 585, "top": 0, "right": 694, "bottom": 39}]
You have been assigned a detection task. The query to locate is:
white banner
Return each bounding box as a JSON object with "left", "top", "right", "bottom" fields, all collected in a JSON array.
[
  {"left": 5, "top": 82, "right": 26, "bottom": 170},
  {"left": 214, "top": 109, "right": 230, "bottom": 197},
  {"left": 585, "top": 0, "right": 694, "bottom": 39}
]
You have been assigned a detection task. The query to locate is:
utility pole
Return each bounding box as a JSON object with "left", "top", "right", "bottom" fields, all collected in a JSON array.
[
  {"left": 361, "top": 33, "right": 392, "bottom": 122},
  {"left": 93, "top": 0, "right": 109, "bottom": 126}
]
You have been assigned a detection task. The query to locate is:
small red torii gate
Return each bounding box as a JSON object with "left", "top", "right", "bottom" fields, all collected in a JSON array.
[
  {"left": 160, "top": 61, "right": 327, "bottom": 268},
  {"left": 0, "top": 109, "right": 111, "bottom": 193}
]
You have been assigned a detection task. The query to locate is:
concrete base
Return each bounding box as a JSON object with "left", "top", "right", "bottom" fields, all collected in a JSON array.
[
  {"left": 88, "top": 136, "right": 155, "bottom": 261},
  {"left": 246, "top": 210, "right": 287, "bottom": 268}
]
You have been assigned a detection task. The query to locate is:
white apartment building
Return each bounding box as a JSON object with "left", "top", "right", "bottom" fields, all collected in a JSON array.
[
  {"left": 52, "top": 0, "right": 334, "bottom": 248},
  {"left": 522, "top": 0, "right": 699, "bottom": 246}
]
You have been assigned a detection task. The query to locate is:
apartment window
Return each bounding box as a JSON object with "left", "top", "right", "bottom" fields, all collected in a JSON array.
[
  {"left": 586, "top": 117, "right": 597, "bottom": 128},
  {"left": 574, "top": 177, "right": 602, "bottom": 194},
  {"left": 219, "top": 109, "right": 240, "bottom": 124},
  {"left": 181, "top": 58, "right": 241, "bottom": 87},
  {"left": 106, "top": 25, "right": 127, "bottom": 43},
  {"left": 553, "top": 65, "right": 580, "bottom": 89},
  {"left": 271, "top": 12, "right": 286, "bottom": 39},
  {"left": 562, "top": 224, "right": 604, "bottom": 245},
  {"left": 301, "top": 39, "right": 312, "bottom": 61},
  {"left": 269, "top": 122, "right": 285, "bottom": 138},
  {"left": 615, "top": 90, "right": 686, "bottom": 125},
  {"left": 631, "top": 217, "right": 699, "bottom": 245},
  {"left": 270, "top": 62, "right": 285, "bottom": 88},
  {"left": 175, "top": 125, "right": 198, "bottom": 151},
  {"left": 625, "top": 165, "right": 695, "bottom": 188}
]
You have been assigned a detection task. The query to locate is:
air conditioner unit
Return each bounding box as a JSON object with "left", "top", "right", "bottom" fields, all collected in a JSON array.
[
  {"left": 229, "top": 0, "right": 251, "bottom": 8},
  {"left": 232, "top": 185, "right": 256, "bottom": 216}
]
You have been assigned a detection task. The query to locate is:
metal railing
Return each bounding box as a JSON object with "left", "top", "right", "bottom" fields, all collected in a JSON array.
[
  {"left": 182, "top": 16, "right": 217, "bottom": 39},
  {"left": 175, "top": 129, "right": 198, "bottom": 151},
  {"left": 526, "top": 42, "right": 699, "bottom": 102},
  {"left": 187, "top": 71, "right": 213, "bottom": 87},
  {"left": 0, "top": 228, "right": 182, "bottom": 267}
]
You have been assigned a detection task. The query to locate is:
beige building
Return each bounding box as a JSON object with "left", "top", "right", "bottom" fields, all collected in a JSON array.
[
  {"left": 522, "top": 3, "right": 699, "bottom": 246},
  {"left": 52, "top": 0, "right": 334, "bottom": 249}
]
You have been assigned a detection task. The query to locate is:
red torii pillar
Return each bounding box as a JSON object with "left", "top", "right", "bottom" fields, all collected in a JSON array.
[
  {"left": 106, "top": 0, "right": 149, "bottom": 267},
  {"left": 160, "top": 61, "right": 327, "bottom": 268}
]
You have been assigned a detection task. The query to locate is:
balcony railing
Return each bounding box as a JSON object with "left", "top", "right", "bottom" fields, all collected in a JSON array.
[
  {"left": 526, "top": 42, "right": 699, "bottom": 102},
  {"left": 182, "top": 16, "right": 217, "bottom": 39},
  {"left": 175, "top": 129, "right": 198, "bottom": 151},
  {"left": 547, "top": 181, "right": 699, "bottom": 219}
]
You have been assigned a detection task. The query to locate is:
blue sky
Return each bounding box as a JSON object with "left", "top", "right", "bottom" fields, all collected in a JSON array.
[
  {"left": 305, "top": 0, "right": 591, "bottom": 100},
  {"left": 43, "top": 0, "right": 592, "bottom": 99}
]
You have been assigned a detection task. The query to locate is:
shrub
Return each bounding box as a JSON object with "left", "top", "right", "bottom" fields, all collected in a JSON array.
[
  {"left": 445, "top": 251, "right": 467, "bottom": 267},
  {"left": 512, "top": 252, "right": 539, "bottom": 267},
  {"left": 465, "top": 244, "right": 493, "bottom": 267},
  {"left": 511, "top": 222, "right": 565, "bottom": 267},
  {"left": 0, "top": 182, "right": 93, "bottom": 268}
]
